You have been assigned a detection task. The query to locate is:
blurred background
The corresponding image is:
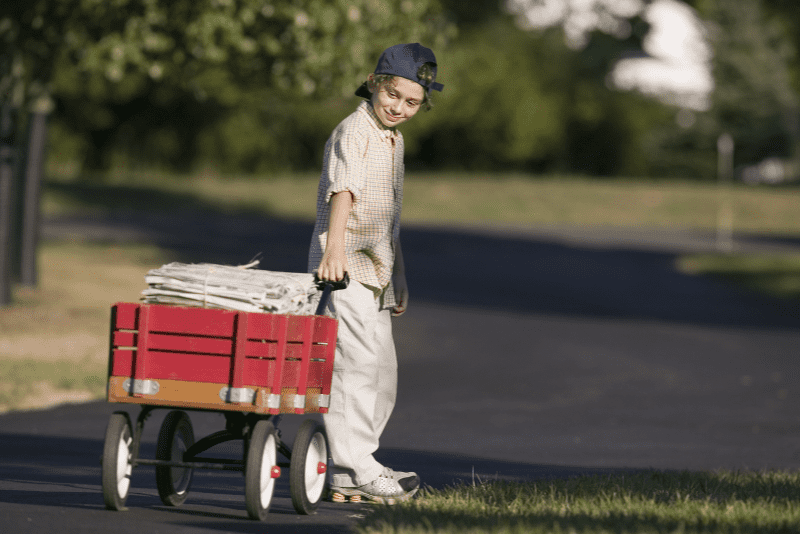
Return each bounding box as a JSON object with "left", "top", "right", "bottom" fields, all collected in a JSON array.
[{"left": 2, "top": 0, "right": 798, "bottom": 180}]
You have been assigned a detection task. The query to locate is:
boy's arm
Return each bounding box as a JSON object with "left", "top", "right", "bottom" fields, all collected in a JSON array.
[
  {"left": 392, "top": 239, "right": 408, "bottom": 316},
  {"left": 317, "top": 191, "right": 353, "bottom": 282}
]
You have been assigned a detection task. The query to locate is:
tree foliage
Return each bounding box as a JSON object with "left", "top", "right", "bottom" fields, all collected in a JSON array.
[
  {"left": 4, "top": 0, "right": 799, "bottom": 179},
  {"left": 3, "top": 0, "right": 453, "bottom": 99},
  {"left": 705, "top": 0, "right": 798, "bottom": 161},
  {"left": 1, "top": 0, "right": 454, "bottom": 170},
  {"left": 400, "top": 13, "right": 669, "bottom": 176},
  {"left": 663, "top": 0, "right": 800, "bottom": 177}
]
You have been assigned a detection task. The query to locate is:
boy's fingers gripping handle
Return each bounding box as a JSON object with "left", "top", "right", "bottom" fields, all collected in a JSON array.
[
  {"left": 315, "top": 271, "right": 349, "bottom": 291},
  {"left": 314, "top": 272, "right": 350, "bottom": 315}
]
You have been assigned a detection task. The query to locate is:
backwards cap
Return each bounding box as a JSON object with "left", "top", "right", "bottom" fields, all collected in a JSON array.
[{"left": 355, "top": 43, "right": 444, "bottom": 98}]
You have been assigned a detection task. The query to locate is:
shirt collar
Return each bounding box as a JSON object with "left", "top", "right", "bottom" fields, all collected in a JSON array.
[{"left": 359, "top": 101, "right": 398, "bottom": 140}]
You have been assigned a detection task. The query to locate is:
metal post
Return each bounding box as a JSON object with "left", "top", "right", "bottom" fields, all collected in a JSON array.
[
  {"left": 0, "top": 102, "right": 15, "bottom": 305},
  {"left": 18, "top": 106, "right": 47, "bottom": 286},
  {"left": 716, "top": 133, "right": 734, "bottom": 253}
]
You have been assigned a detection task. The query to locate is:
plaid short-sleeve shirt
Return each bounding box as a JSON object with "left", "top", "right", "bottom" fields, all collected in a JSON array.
[{"left": 308, "top": 101, "right": 404, "bottom": 307}]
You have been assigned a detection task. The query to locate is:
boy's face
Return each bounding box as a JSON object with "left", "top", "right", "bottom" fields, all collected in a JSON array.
[{"left": 369, "top": 75, "right": 425, "bottom": 128}]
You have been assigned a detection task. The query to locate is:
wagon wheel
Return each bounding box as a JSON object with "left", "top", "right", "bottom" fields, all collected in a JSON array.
[
  {"left": 101, "top": 412, "right": 134, "bottom": 511},
  {"left": 290, "top": 419, "right": 329, "bottom": 514},
  {"left": 155, "top": 410, "right": 195, "bottom": 506},
  {"left": 244, "top": 420, "right": 279, "bottom": 520}
]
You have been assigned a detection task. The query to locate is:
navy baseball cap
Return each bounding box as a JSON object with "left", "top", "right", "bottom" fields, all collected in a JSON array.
[{"left": 355, "top": 43, "right": 444, "bottom": 98}]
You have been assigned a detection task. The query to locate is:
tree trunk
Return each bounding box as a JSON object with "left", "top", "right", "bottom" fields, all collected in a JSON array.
[{"left": 0, "top": 103, "right": 15, "bottom": 305}]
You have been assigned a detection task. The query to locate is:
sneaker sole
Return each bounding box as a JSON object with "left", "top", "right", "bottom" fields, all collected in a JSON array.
[
  {"left": 330, "top": 486, "right": 418, "bottom": 505},
  {"left": 330, "top": 492, "right": 361, "bottom": 503}
]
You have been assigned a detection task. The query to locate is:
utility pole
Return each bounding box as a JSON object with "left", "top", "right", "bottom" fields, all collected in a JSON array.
[
  {"left": 16, "top": 99, "right": 49, "bottom": 286},
  {"left": 716, "top": 133, "right": 735, "bottom": 253}
]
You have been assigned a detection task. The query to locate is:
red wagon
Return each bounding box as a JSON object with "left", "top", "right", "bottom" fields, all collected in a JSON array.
[{"left": 100, "top": 277, "right": 346, "bottom": 520}]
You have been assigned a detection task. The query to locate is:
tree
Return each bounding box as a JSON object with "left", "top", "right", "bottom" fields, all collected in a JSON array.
[
  {"left": 713, "top": 0, "right": 799, "bottom": 166},
  {"left": 398, "top": 3, "right": 668, "bottom": 175},
  {"left": 502, "top": 0, "right": 800, "bottom": 178},
  {"left": 0, "top": 0, "right": 454, "bottom": 302},
  {"left": 670, "top": 0, "right": 800, "bottom": 177}
]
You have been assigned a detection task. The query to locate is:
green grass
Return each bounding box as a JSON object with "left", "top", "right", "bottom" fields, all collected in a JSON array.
[
  {"left": 0, "top": 239, "right": 173, "bottom": 412},
  {"left": 359, "top": 471, "right": 800, "bottom": 534},
  {"left": 44, "top": 171, "right": 800, "bottom": 234},
  {"left": 677, "top": 253, "right": 800, "bottom": 301},
  {"left": 401, "top": 174, "right": 800, "bottom": 234},
  {"left": 0, "top": 358, "right": 107, "bottom": 411}
]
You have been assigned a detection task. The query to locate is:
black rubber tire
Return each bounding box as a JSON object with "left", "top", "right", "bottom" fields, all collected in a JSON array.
[
  {"left": 155, "top": 410, "right": 195, "bottom": 506},
  {"left": 290, "top": 419, "right": 329, "bottom": 514},
  {"left": 101, "top": 412, "right": 133, "bottom": 511},
  {"left": 244, "top": 420, "right": 278, "bottom": 521}
]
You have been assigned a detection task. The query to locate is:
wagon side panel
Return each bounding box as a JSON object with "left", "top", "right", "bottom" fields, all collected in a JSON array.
[{"left": 108, "top": 303, "right": 337, "bottom": 414}]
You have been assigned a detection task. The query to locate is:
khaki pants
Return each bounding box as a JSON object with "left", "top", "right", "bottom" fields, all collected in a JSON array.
[{"left": 323, "top": 280, "right": 397, "bottom": 487}]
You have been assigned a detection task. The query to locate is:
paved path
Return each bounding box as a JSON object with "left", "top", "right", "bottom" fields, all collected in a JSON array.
[{"left": 1, "top": 211, "right": 797, "bottom": 532}]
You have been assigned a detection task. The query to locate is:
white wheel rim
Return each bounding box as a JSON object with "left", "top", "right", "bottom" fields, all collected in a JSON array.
[
  {"left": 304, "top": 432, "right": 327, "bottom": 502},
  {"left": 259, "top": 433, "right": 277, "bottom": 508},
  {"left": 172, "top": 433, "right": 191, "bottom": 494},
  {"left": 116, "top": 432, "right": 132, "bottom": 497}
]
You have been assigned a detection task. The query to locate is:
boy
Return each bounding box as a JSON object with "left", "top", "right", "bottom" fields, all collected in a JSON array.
[{"left": 308, "top": 43, "right": 443, "bottom": 504}]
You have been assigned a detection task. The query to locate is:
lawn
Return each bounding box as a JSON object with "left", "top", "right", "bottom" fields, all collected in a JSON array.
[
  {"left": 0, "top": 240, "right": 170, "bottom": 412},
  {"left": 44, "top": 172, "right": 800, "bottom": 234},
  {"left": 677, "top": 253, "right": 800, "bottom": 301},
  {"left": 358, "top": 470, "right": 800, "bottom": 534}
]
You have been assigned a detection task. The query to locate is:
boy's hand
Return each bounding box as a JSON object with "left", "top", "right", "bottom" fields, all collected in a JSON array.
[
  {"left": 392, "top": 273, "right": 408, "bottom": 316},
  {"left": 317, "top": 251, "right": 348, "bottom": 282}
]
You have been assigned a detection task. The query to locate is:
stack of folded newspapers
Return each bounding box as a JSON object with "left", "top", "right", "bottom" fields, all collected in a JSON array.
[{"left": 141, "top": 262, "right": 318, "bottom": 315}]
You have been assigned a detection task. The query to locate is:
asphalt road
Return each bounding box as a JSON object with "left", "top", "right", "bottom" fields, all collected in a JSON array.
[{"left": 1, "top": 210, "right": 799, "bottom": 533}]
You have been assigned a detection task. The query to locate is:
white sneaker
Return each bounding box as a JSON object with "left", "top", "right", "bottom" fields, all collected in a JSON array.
[{"left": 329, "top": 467, "right": 420, "bottom": 504}]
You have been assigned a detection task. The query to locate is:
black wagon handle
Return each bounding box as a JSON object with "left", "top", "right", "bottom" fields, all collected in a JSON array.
[{"left": 314, "top": 272, "right": 350, "bottom": 315}]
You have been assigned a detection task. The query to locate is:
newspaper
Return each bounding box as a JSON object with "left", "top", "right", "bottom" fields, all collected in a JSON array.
[{"left": 141, "top": 262, "right": 318, "bottom": 315}]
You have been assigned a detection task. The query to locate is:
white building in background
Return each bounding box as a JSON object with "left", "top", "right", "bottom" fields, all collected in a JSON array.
[{"left": 505, "top": 0, "right": 714, "bottom": 112}]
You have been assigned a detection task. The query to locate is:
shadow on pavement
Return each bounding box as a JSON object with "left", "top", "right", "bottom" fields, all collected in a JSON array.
[
  {"left": 0, "top": 429, "right": 634, "bottom": 497},
  {"left": 45, "top": 206, "right": 800, "bottom": 331},
  {"left": 403, "top": 226, "right": 799, "bottom": 329},
  {"left": 0, "top": 427, "right": 637, "bottom": 533}
]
